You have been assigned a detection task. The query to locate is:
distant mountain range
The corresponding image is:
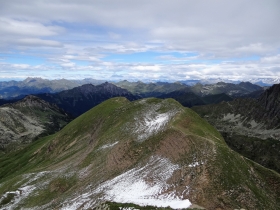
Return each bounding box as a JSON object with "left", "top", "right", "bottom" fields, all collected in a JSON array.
[
  {"left": 114, "top": 80, "right": 187, "bottom": 97},
  {"left": 0, "top": 77, "right": 105, "bottom": 99},
  {"left": 115, "top": 80, "right": 264, "bottom": 97},
  {"left": 159, "top": 90, "right": 233, "bottom": 107},
  {"left": 36, "top": 82, "right": 139, "bottom": 117},
  {"left": 181, "top": 78, "right": 280, "bottom": 86},
  {"left": 155, "top": 82, "right": 263, "bottom": 107},
  {"left": 0, "top": 79, "right": 266, "bottom": 118},
  {"left": 0, "top": 77, "right": 272, "bottom": 99},
  {"left": 189, "top": 81, "right": 263, "bottom": 97}
]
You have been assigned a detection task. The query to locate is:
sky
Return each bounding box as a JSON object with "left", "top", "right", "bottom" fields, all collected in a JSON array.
[{"left": 0, "top": 0, "right": 280, "bottom": 81}]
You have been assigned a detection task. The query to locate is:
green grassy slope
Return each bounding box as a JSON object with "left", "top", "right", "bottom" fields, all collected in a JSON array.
[{"left": 0, "top": 97, "right": 279, "bottom": 210}]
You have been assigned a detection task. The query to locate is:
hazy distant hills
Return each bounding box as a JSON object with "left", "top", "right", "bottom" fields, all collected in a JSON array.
[
  {"left": 115, "top": 80, "right": 263, "bottom": 98},
  {"left": 0, "top": 77, "right": 105, "bottom": 99},
  {"left": 0, "top": 77, "right": 266, "bottom": 103},
  {"left": 159, "top": 88, "right": 234, "bottom": 107},
  {"left": 181, "top": 77, "right": 280, "bottom": 86},
  {"left": 189, "top": 81, "right": 263, "bottom": 97},
  {"left": 1, "top": 97, "right": 279, "bottom": 209},
  {"left": 0, "top": 78, "right": 266, "bottom": 118},
  {"left": 36, "top": 82, "right": 140, "bottom": 117},
  {"left": 115, "top": 80, "right": 263, "bottom": 108},
  {"left": 193, "top": 84, "right": 280, "bottom": 173},
  {"left": 114, "top": 80, "right": 188, "bottom": 97},
  {"left": 116, "top": 80, "right": 264, "bottom": 98},
  {"left": 0, "top": 95, "right": 71, "bottom": 152}
]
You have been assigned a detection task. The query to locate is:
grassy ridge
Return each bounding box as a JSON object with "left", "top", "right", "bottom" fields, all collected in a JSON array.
[{"left": 0, "top": 97, "right": 279, "bottom": 209}]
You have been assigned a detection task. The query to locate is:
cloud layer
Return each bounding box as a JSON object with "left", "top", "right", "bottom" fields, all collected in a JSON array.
[{"left": 0, "top": 0, "right": 279, "bottom": 81}]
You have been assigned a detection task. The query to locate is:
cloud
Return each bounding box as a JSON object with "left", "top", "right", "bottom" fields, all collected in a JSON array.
[
  {"left": 131, "top": 65, "right": 161, "bottom": 71},
  {"left": 16, "top": 38, "right": 63, "bottom": 47},
  {"left": 0, "top": 18, "right": 64, "bottom": 37},
  {"left": 261, "top": 54, "right": 280, "bottom": 64},
  {"left": 0, "top": 0, "right": 280, "bottom": 80}
]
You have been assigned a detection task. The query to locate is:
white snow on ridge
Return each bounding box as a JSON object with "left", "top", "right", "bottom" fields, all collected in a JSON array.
[
  {"left": 136, "top": 113, "right": 170, "bottom": 141},
  {"left": 132, "top": 102, "right": 180, "bottom": 142},
  {"left": 62, "top": 156, "right": 191, "bottom": 209},
  {"left": 96, "top": 155, "right": 191, "bottom": 209},
  {"left": 99, "top": 141, "right": 119, "bottom": 150}
]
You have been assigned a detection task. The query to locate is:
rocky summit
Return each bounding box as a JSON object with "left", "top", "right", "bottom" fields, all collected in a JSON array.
[{"left": 0, "top": 97, "right": 279, "bottom": 209}]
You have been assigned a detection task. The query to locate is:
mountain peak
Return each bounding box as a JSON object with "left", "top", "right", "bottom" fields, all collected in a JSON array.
[
  {"left": 38, "top": 82, "right": 139, "bottom": 117},
  {"left": 23, "top": 77, "right": 45, "bottom": 83},
  {"left": 15, "top": 94, "right": 49, "bottom": 105}
]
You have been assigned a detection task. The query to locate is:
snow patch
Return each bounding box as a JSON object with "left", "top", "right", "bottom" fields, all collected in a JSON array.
[
  {"left": 135, "top": 113, "right": 171, "bottom": 141},
  {"left": 99, "top": 141, "right": 119, "bottom": 150},
  {"left": 188, "top": 161, "right": 204, "bottom": 167},
  {"left": 0, "top": 170, "right": 63, "bottom": 209},
  {"left": 97, "top": 156, "right": 191, "bottom": 209},
  {"left": 130, "top": 101, "right": 180, "bottom": 142},
  {"left": 62, "top": 156, "right": 191, "bottom": 209},
  {"left": 0, "top": 185, "right": 36, "bottom": 210}
]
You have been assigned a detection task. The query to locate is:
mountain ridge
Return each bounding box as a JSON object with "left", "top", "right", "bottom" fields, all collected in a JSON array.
[
  {"left": 0, "top": 97, "right": 279, "bottom": 209},
  {"left": 36, "top": 82, "right": 140, "bottom": 117}
]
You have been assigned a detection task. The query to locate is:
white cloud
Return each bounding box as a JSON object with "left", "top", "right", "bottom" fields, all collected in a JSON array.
[
  {"left": 0, "top": 0, "right": 280, "bottom": 80},
  {"left": 261, "top": 54, "right": 280, "bottom": 64},
  {"left": 131, "top": 65, "right": 161, "bottom": 71},
  {"left": 16, "top": 38, "right": 63, "bottom": 47},
  {"left": 0, "top": 18, "right": 64, "bottom": 37}
]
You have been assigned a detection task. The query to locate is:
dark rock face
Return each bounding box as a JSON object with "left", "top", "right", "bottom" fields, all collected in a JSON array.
[
  {"left": 257, "top": 84, "right": 280, "bottom": 128},
  {"left": 37, "top": 82, "right": 140, "bottom": 117}
]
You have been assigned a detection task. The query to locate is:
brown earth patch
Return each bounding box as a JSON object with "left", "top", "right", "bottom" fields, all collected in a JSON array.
[
  {"left": 155, "top": 129, "right": 191, "bottom": 161},
  {"left": 106, "top": 140, "right": 139, "bottom": 172}
]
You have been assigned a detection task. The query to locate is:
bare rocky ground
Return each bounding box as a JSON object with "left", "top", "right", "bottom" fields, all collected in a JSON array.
[{"left": 0, "top": 95, "right": 71, "bottom": 152}]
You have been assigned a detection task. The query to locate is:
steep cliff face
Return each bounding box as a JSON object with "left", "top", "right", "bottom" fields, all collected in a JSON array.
[
  {"left": 0, "top": 98, "right": 279, "bottom": 210},
  {"left": 257, "top": 84, "right": 280, "bottom": 128},
  {"left": 0, "top": 95, "right": 71, "bottom": 151}
]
